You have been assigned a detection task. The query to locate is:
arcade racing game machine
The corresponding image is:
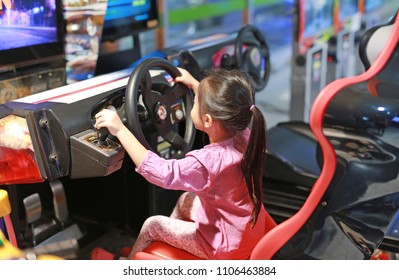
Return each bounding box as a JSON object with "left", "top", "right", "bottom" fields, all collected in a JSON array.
[
  {"left": 327, "top": 0, "right": 362, "bottom": 82},
  {"left": 262, "top": 8, "right": 399, "bottom": 259},
  {"left": 0, "top": 57, "right": 195, "bottom": 258}
]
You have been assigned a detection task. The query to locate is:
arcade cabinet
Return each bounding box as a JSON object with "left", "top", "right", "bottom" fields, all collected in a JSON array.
[
  {"left": 0, "top": 54, "right": 198, "bottom": 256},
  {"left": 360, "top": 0, "right": 394, "bottom": 29},
  {"left": 289, "top": 0, "right": 334, "bottom": 122},
  {"left": 327, "top": 0, "right": 362, "bottom": 82}
]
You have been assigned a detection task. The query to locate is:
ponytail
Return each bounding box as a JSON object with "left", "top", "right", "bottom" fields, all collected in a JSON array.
[
  {"left": 241, "top": 105, "right": 267, "bottom": 227},
  {"left": 199, "top": 68, "right": 267, "bottom": 227}
]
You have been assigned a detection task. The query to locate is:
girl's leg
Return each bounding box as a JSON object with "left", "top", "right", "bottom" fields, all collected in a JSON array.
[
  {"left": 170, "top": 192, "right": 200, "bottom": 221},
  {"left": 129, "top": 215, "right": 208, "bottom": 259}
]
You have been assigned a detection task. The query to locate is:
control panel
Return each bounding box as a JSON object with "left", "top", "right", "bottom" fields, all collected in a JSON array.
[{"left": 70, "top": 129, "right": 125, "bottom": 179}]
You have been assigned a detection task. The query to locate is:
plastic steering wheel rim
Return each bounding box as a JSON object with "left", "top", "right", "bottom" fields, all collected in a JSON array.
[
  {"left": 125, "top": 57, "right": 195, "bottom": 158},
  {"left": 235, "top": 25, "right": 271, "bottom": 91}
]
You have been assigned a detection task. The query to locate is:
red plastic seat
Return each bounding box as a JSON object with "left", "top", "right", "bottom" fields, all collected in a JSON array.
[
  {"left": 133, "top": 210, "right": 277, "bottom": 260},
  {"left": 133, "top": 241, "right": 202, "bottom": 260}
]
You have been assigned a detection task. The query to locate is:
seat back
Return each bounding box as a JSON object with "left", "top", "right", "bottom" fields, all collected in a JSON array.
[
  {"left": 358, "top": 13, "right": 396, "bottom": 71},
  {"left": 251, "top": 10, "right": 399, "bottom": 260}
]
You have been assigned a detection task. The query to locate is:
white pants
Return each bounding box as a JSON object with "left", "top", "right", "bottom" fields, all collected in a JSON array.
[{"left": 129, "top": 192, "right": 208, "bottom": 259}]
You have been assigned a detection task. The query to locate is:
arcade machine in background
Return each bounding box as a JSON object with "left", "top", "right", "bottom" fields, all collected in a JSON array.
[
  {"left": 263, "top": 0, "right": 335, "bottom": 225},
  {"left": 142, "top": 23, "right": 270, "bottom": 93},
  {"left": 326, "top": 0, "right": 362, "bottom": 84},
  {"left": 289, "top": 0, "right": 335, "bottom": 122},
  {"left": 360, "top": 0, "right": 399, "bottom": 30},
  {"left": 0, "top": 0, "right": 66, "bottom": 104},
  {"left": 326, "top": 0, "right": 399, "bottom": 85}
]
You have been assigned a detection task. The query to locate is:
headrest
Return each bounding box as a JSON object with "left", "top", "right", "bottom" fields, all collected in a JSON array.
[{"left": 359, "top": 12, "right": 397, "bottom": 70}]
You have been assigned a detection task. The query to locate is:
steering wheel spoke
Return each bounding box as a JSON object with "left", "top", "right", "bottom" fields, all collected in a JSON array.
[
  {"left": 161, "top": 130, "right": 188, "bottom": 152},
  {"left": 166, "top": 82, "right": 189, "bottom": 105}
]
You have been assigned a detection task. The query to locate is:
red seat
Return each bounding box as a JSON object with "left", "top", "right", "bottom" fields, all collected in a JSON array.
[
  {"left": 133, "top": 210, "right": 277, "bottom": 260},
  {"left": 133, "top": 241, "right": 202, "bottom": 260}
]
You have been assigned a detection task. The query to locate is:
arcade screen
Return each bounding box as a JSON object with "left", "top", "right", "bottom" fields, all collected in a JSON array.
[
  {"left": 101, "top": 0, "right": 159, "bottom": 41},
  {"left": 339, "top": 0, "right": 359, "bottom": 20},
  {"left": 0, "top": 0, "right": 65, "bottom": 67},
  {"left": 302, "top": 0, "right": 335, "bottom": 39},
  {"left": 364, "top": 0, "right": 384, "bottom": 13}
]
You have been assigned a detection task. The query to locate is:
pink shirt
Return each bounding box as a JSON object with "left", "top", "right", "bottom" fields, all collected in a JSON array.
[{"left": 136, "top": 128, "right": 268, "bottom": 259}]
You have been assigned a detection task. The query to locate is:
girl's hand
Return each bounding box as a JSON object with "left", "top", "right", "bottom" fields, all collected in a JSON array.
[
  {"left": 95, "top": 108, "right": 148, "bottom": 167},
  {"left": 175, "top": 67, "right": 200, "bottom": 93},
  {"left": 94, "top": 109, "right": 124, "bottom": 137}
]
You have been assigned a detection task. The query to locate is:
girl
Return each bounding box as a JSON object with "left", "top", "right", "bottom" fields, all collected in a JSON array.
[{"left": 91, "top": 67, "right": 271, "bottom": 260}]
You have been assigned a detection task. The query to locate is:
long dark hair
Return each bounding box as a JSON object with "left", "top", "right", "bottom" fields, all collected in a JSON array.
[{"left": 198, "top": 68, "right": 267, "bottom": 227}]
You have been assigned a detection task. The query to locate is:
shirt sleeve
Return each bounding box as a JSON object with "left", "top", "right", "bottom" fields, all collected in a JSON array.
[{"left": 136, "top": 150, "right": 209, "bottom": 192}]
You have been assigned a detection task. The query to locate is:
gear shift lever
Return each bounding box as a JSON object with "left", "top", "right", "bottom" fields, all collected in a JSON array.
[
  {"left": 94, "top": 105, "right": 116, "bottom": 146},
  {"left": 97, "top": 127, "right": 109, "bottom": 146}
]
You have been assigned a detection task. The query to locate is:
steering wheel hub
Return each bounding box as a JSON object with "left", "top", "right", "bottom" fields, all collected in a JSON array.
[{"left": 155, "top": 102, "right": 168, "bottom": 122}]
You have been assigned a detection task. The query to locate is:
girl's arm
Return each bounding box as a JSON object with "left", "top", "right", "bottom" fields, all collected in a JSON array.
[
  {"left": 95, "top": 68, "right": 198, "bottom": 167},
  {"left": 95, "top": 109, "right": 209, "bottom": 192},
  {"left": 94, "top": 109, "right": 148, "bottom": 167}
]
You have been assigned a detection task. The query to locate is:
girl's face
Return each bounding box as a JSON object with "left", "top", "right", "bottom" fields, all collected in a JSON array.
[{"left": 191, "top": 92, "right": 205, "bottom": 131}]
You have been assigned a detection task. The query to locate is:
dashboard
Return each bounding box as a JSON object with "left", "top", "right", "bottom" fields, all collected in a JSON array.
[{"left": 0, "top": 68, "right": 188, "bottom": 184}]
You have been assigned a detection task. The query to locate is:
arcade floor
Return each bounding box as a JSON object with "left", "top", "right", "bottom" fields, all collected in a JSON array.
[{"left": 75, "top": 226, "right": 137, "bottom": 260}]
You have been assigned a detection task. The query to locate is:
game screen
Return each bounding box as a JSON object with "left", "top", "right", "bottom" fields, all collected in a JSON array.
[
  {"left": 339, "top": 0, "right": 359, "bottom": 20},
  {"left": 364, "top": 0, "right": 384, "bottom": 13},
  {"left": 303, "top": 0, "right": 335, "bottom": 38},
  {"left": 101, "top": 0, "right": 158, "bottom": 41},
  {"left": 0, "top": 0, "right": 58, "bottom": 51}
]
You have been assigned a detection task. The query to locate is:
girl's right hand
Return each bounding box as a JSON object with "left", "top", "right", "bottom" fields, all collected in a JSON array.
[
  {"left": 94, "top": 109, "right": 125, "bottom": 137},
  {"left": 175, "top": 67, "right": 200, "bottom": 93}
]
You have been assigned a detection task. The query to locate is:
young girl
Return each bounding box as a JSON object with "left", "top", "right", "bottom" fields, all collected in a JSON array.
[{"left": 91, "top": 67, "right": 271, "bottom": 260}]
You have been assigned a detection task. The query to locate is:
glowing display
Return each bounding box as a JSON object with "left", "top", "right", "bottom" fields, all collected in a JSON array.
[
  {"left": 0, "top": 0, "right": 58, "bottom": 51},
  {"left": 0, "top": 0, "right": 64, "bottom": 67},
  {"left": 101, "top": 0, "right": 158, "bottom": 41}
]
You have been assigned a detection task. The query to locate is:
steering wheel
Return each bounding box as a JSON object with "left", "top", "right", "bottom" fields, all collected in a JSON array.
[
  {"left": 125, "top": 57, "right": 195, "bottom": 159},
  {"left": 234, "top": 24, "right": 271, "bottom": 91}
]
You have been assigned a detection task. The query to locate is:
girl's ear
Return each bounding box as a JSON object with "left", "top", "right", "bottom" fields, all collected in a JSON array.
[{"left": 203, "top": 113, "right": 213, "bottom": 128}]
